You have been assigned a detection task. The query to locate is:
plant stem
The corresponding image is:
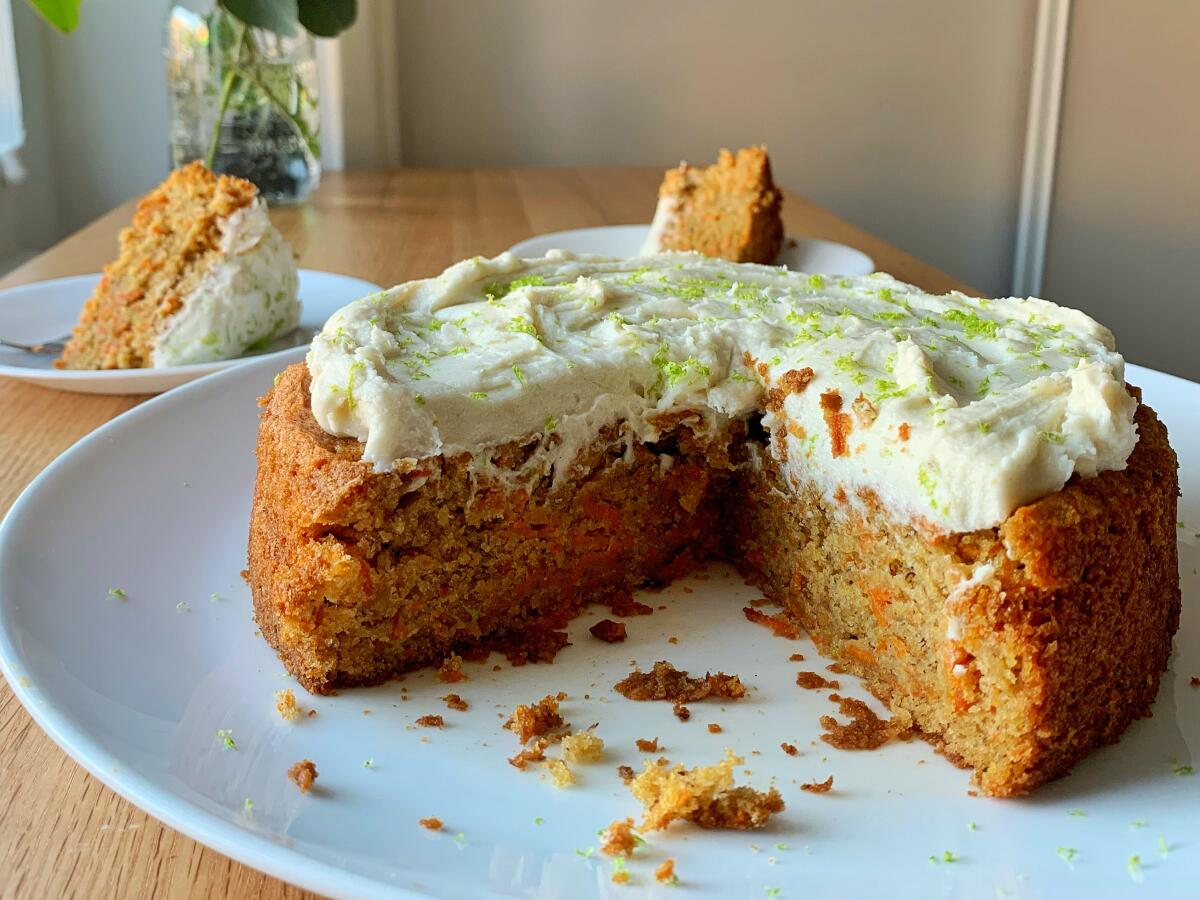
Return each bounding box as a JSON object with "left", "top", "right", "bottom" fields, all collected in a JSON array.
[{"left": 204, "top": 21, "right": 246, "bottom": 169}]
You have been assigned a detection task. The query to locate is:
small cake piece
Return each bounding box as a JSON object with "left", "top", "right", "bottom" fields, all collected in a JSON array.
[
  {"left": 508, "top": 738, "right": 548, "bottom": 770},
  {"left": 590, "top": 619, "right": 628, "bottom": 643},
  {"left": 546, "top": 758, "right": 575, "bottom": 787},
  {"left": 506, "top": 693, "right": 566, "bottom": 743},
  {"left": 655, "top": 858, "right": 678, "bottom": 885},
  {"left": 641, "top": 146, "right": 783, "bottom": 263},
  {"left": 630, "top": 749, "right": 784, "bottom": 831},
  {"left": 442, "top": 693, "right": 469, "bottom": 711},
  {"left": 601, "top": 818, "right": 640, "bottom": 857},
  {"left": 274, "top": 688, "right": 300, "bottom": 721},
  {"left": 415, "top": 714, "right": 444, "bottom": 728},
  {"left": 561, "top": 731, "right": 605, "bottom": 763},
  {"left": 58, "top": 161, "right": 298, "bottom": 369},
  {"left": 614, "top": 661, "right": 746, "bottom": 703},
  {"left": 635, "top": 737, "right": 659, "bottom": 753},
  {"left": 418, "top": 817, "right": 443, "bottom": 831},
  {"left": 287, "top": 759, "right": 318, "bottom": 793},
  {"left": 820, "top": 694, "right": 912, "bottom": 750},
  {"left": 801, "top": 776, "right": 834, "bottom": 793}
]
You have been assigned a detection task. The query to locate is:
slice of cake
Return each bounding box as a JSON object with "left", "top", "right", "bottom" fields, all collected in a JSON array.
[
  {"left": 247, "top": 252, "right": 1179, "bottom": 797},
  {"left": 641, "top": 146, "right": 783, "bottom": 263},
  {"left": 57, "top": 161, "right": 299, "bottom": 370}
]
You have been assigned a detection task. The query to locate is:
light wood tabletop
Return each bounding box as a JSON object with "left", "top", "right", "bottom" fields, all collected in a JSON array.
[{"left": 0, "top": 167, "right": 970, "bottom": 898}]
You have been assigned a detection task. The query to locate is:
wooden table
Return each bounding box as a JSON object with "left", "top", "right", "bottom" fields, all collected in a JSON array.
[{"left": 0, "top": 168, "right": 969, "bottom": 898}]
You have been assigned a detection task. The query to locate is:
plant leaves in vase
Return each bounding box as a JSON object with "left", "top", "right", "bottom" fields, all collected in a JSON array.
[
  {"left": 218, "top": 0, "right": 299, "bottom": 37},
  {"left": 298, "top": 0, "right": 357, "bottom": 38}
]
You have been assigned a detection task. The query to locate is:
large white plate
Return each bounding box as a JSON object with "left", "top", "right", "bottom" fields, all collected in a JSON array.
[
  {"left": 0, "top": 270, "right": 381, "bottom": 395},
  {"left": 0, "top": 351, "right": 1196, "bottom": 899},
  {"left": 510, "top": 225, "right": 875, "bottom": 276}
]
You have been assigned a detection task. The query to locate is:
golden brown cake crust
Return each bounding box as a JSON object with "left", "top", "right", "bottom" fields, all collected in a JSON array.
[
  {"left": 57, "top": 162, "right": 258, "bottom": 370},
  {"left": 654, "top": 146, "right": 784, "bottom": 264},
  {"left": 248, "top": 364, "right": 1180, "bottom": 796}
]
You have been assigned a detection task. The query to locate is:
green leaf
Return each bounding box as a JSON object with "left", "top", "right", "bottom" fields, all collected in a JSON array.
[
  {"left": 218, "top": 0, "right": 299, "bottom": 36},
  {"left": 297, "top": 0, "right": 357, "bottom": 37},
  {"left": 25, "top": 0, "right": 82, "bottom": 32}
]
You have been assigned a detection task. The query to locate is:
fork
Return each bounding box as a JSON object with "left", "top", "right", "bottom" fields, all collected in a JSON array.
[{"left": 0, "top": 335, "right": 69, "bottom": 355}]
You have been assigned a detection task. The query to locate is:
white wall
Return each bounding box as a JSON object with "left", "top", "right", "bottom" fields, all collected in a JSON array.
[
  {"left": 1042, "top": 1, "right": 1200, "bottom": 381},
  {"left": 386, "top": 0, "right": 1037, "bottom": 296},
  {"left": 28, "top": 0, "right": 171, "bottom": 235},
  {"left": 0, "top": 0, "right": 63, "bottom": 268}
]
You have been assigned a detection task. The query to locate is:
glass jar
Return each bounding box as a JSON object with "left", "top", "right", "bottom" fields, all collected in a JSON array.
[{"left": 165, "top": 1, "right": 320, "bottom": 204}]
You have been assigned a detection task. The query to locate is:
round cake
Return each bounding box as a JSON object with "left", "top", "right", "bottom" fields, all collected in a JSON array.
[{"left": 247, "top": 251, "right": 1179, "bottom": 797}]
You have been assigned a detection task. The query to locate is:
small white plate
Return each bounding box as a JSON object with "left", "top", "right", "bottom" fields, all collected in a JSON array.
[
  {"left": 510, "top": 225, "right": 875, "bottom": 275},
  {"left": 0, "top": 270, "right": 381, "bottom": 395},
  {"left": 0, "top": 351, "right": 1197, "bottom": 899}
]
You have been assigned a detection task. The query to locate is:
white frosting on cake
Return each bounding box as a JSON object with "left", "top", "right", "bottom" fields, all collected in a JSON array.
[
  {"left": 640, "top": 193, "right": 679, "bottom": 255},
  {"left": 151, "top": 200, "right": 300, "bottom": 367},
  {"left": 307, "top": 251, "right": 1137, "bottom": 534}
]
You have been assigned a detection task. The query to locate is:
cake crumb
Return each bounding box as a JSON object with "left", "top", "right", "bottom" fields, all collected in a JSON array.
[
  {"left": 667, "top": 636, "right": 679, "bottom": 645},
  {"left": 437, "top": 654, "right": 468, "bottom": 683},
  {"left": 617, "top": 765, "right": 636, "bottom": 784},
  {"left": 547, "top": 758, "right": 575, "bottom": 787},
  {"left": 415, "top": 714, "right": 444, "bottom": 728},
  {"left": 614, "top": 660, "right": 745, "bottom": 703},
  {"left": 506, "top": 693, "right": 566, "bottom": 743},
  {"left": 827, "top": 662, "right": 850, "bottom": 675},
  {"left": 306, "top": 708, "right": 317, "bottom": 718},
  {"left": 442, "top": 693, "right": 469, "bottom": 711},
  {"left": 605, "top": 592, "right": 654, "bottom": 617},
  {"left": 561, "top": 731, "right": 605, "bottom": 763},
  {"left": 742, "top": 606, "right": 801, "bottom": 639},
  {"left": 788, "top": 653, "right": 805, "bottom": 662},
  {"left": 749, "top": 597, "right": 774, "bottom": 608},
  {"left": 796, "top": 671, "right": 840, "bottom": 691},
  {"left": 287, "top": 759, "right": 318, "bottom": 794},
  {"left": 1190, "top": 676, "right": 1200, "bottom": 687},
  {"left": 673, "top": 702, "right": 691, "bottom": 721},
  {"left": 636, "top": 737, "right": 659, "bottom": 753},
  {"left": 629, "top": 750, "right": 784, "bottom": 831},
  {"left": 780, "top": 742, "right": 799, "bottom": 756},
  {"left": 801, "top": 776, "right": 834, "bottom": 793},
  {"left": 274, "top": 688, "right": 300, "bottom": 721},
  {"left": 655, "top": 858, "right": 678, "bottom": 885},
  {"left": 508, "top": 738, "right": 548, "bottom": 770},
  {"left": 419, "top": 817, "right": 443, "bottom": 831},
  {"left": 820, "top": 694, "right": 913, "bottom": 750},
  {"left": 590, "top": 619, "right": 628, "bottom": 643},
  {"left": 601, "top": 817, "right": 639, "bottom": 856},
  {"left": 707, "top": 723, "right": 723, "bottom": 734},
  {"left": 611, "top": 869, "right": 630, "bottom": 885}
]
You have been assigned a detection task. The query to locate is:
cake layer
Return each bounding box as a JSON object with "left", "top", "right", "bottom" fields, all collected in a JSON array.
[
  {"left": 308, "top": 252, "right": 1136, "bottom": 533},
  {"left": 247, "top": 366, "right": 1179, "bottom": 796}
]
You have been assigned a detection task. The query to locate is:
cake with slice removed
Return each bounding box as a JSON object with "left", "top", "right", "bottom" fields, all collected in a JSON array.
[
  {"left": 641, "top": 146, "right": 783, "bottom": 263},
  {"left": 246, "top": 251, "right": 1179, "bottom": 797},
  {"left": 57, "top": 161, "right": 299, "bottom": 370}
]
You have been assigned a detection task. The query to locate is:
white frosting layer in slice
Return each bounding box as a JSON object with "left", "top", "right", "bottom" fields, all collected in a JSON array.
[
  {"left": 307, "top": 251, "right": 1137, "bottom": 534},
  {"left": 151, "top": 200, "right": 300, "bottom": 367}
]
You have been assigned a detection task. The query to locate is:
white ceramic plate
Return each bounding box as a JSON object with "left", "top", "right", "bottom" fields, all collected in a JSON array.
[
  {"left": 0, "top": 270, "right": 381, "bottom": 395},
  {"left": 0, "top": 351, "right": 1196, "bottom": 899},
  {"left": 509, "top": 225, "right": 875, "bottom": 276}
]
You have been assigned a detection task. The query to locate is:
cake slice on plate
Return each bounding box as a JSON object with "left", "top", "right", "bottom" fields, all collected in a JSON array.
[
  {"left": 57, "top": 161, "right": 299, "bottom": 370},
  {"left": 641, "top": 146, "right": 784, "bottom": 263}
]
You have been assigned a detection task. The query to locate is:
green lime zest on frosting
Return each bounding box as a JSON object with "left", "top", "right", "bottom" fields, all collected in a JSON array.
[
  {"left": 512, "top": 365, "right": 526, "bottom": 385},
  {"left": 943, "top": 308, "right": 1000, "bottom": 339},
  {"left": 484, "top": 275, "right": 545, "bottom": 301}
]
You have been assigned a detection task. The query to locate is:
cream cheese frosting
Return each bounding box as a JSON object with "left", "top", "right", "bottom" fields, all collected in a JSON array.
[
  {"left": 307, "top": 251, "right": 1137, "bottom": 534},
  {"left": 151, "top": 199, "right": 300, "bottom": 367}
]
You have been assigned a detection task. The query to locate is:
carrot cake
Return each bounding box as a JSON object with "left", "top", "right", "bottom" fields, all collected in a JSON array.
[
  {"left": 641, "top": 146, "right": 783, "bottom": 263},
  {"left": 57, "top": 161, "right": 299, "bottom": 369},
  {"left": 247, "top": 251, "right": 1179, "bottom": 797}
]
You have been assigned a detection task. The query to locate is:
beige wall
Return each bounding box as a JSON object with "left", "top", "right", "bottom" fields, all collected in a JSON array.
[
  {"left": 389, "top": 0, "right": 1036, "bottom": 295},
  {"left": 1042, "top": 1, "right": 1200, "bottom": 381}
]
